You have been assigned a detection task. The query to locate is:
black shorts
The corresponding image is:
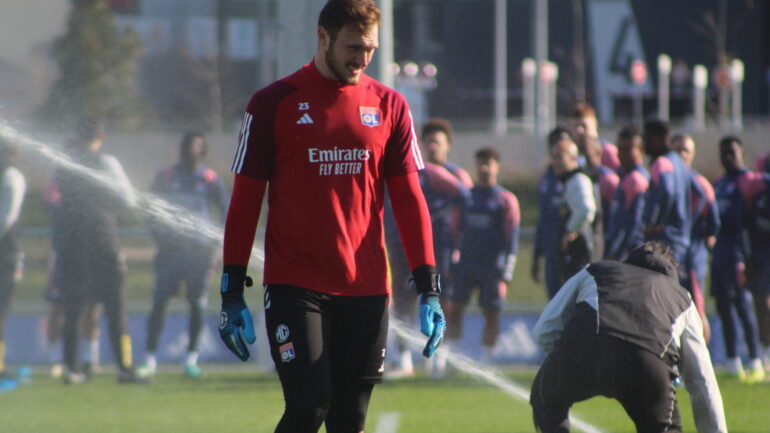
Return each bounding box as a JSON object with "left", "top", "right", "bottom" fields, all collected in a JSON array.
[
  {"left": 264, "top": 285, "right": 389, "bottom": 396},
  {"left": 152, "top": 250, "right": 214, "bottom": 301},
  {"left": 449, "top": 264, "right": 504, "bottom": 311}
]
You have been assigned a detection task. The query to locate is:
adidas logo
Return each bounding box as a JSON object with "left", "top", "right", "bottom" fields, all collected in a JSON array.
[{"left": 296, "top": 113, "right": 314, "bottom": 124}]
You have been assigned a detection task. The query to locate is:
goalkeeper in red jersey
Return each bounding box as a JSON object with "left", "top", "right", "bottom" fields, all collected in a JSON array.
[{"left": 218, "top": 1, "right": 445, "bottom": 432}]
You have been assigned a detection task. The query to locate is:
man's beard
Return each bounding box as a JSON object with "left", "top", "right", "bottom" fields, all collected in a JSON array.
[{"left": 325, "top": 46, "right": 361, "bottom": 85}]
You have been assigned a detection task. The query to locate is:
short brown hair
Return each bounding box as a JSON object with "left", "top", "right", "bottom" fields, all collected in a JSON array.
[
  {"left": 475, "top": 147, "right": 500, "bottom": 162},
  {"left": 318, "top": 0, "right": 380, "bottom": 39},
  {"left": 617, "top": 125, "right": 642, "bottom": 143},
  {"left": 624, "top": 241, "right": 679, "bottom": 275},
  {"left": 570, "top": 103, "right": 596, "bottom": 120},
  {"left": 180, "top": 131, "right": 208, "bottom": 158},
  {"left": 421, "top": 118, "right": 453, "bottom": 144}
]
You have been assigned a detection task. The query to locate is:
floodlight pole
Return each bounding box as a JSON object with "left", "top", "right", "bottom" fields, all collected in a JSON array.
[
  {"left": 522, "top": 58, "right": 537, "bottom": 134},
  {"left": 731, "top": 58, "right": 744, "bottom": 132},
  {"left": 379, "top": 0, "right": 395, "bottom": 89},
  {"left": 693, "top": 65, "right": 708, "bottom": 132},
  {"left": 493, "top": 0, "right": 508, "bottom": 136},
  {"left": 534, "top": 0, "right": 549, "bottom": 150},
  {"left": 657, "top": 54, "right": 671, "bottom": 121},
  {"left": 258, "top": 0, "right": 274, "bottom": 87}
]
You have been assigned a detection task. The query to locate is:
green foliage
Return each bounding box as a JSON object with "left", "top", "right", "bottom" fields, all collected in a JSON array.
[{"left": 36, "top": 0, "right": 146, "bottom": 131}]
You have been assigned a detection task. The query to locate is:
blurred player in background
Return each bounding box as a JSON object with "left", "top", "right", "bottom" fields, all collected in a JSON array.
[
  {"left": 43, "top": 178, "right": 102, "bottom": 378},
  {"left": 550, "top": 137, "right": 596, "bottom": 284},
  {"left": 580, "top": 136, "right": 616, "bottom": 261},
  {"left": 55, "top": 117, "right": 145, "bottom": 384},
  {"left": 0, "top": 137, "right": 26, "bottom": 385},
  {"left": 532, "top": 127, "right": 570, "bottom": 299},
  {"left": 419, "top": 119, "right": 472, "bottom": 291},
  {"left": 756, "top": 152, "right": 770, "bottom": 174},
  {"left": 569, "top": 103, "right": 620, "bottom": 172},
  {"left": 711, "top": 136, "right": 765, "bottom": 382},
  {"left": 641, "top": 119, "right": 691, "bottom": 268},
  {"left": 137, "top": 132, "right": 229, "bottom": 379},
  {"left": 445, "top": 147, "right": 519, "bottom": 365},
  {"left": 218, "top": 1, "right": 445, "bottom": 431},
  {"left": 747, "top": 164, "right": 770, "bottom": 369},
  {"left": 604, "top": 126, "right": 648, "bottom": 261},
  {"left": 385, "top": 159, "right": 467, "bottom": 378},
  {"left": 384, "top": 117, "right": 469, "bottom": 379},
  {"left": 530, "top": 241, "right": 727, "bottom": 433},
  {"left": 415, "top": 119, "right": 471, "bottom": 376},
  {"left": 672, "top": 134, "right": 718, "bottom": 342}
]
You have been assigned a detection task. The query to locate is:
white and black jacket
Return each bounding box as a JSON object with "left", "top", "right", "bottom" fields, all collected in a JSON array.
[{"left": 533, "top": 253, "right": 727, "bottom": 433}]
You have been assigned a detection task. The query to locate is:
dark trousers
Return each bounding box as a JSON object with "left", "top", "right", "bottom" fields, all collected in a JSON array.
[
  {"left": 60, "top": 240, "right": 130, "bottom": 373},
  {"left": 146, "top": 249, "right": 213, "bottom": 353},
  {"left": 0, "top": 257, "right": 17, "bottom": 340},
  {"left": 711, "top": 258, "right": 760, "bottom": 359},
  {"left": 531, "top": 332, "right": 681, "bottom": 433},
  {"left": 265, "top": 285, "right": 388, "bottom": 433}
]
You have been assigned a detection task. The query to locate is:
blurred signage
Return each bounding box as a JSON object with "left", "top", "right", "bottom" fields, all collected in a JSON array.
[
  {"left": 630, "top": 59, "right": 647, "bottom": 85},
  {"left": 0, "top": 312, "right": 746, "bottom": 367},
  {"left": 587, "top": 0, "right": 651, "bottom": 122},
  {"left": 186, "top": 17, "right": 218, "bottom": 59},
  {"left": 227, "top": 19, "right": 259, "bottom": 60}
]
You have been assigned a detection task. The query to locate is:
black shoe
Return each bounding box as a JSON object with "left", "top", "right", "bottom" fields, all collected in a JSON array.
[{"left": 117, "top": 369, "right": 151, "bottom": 384}]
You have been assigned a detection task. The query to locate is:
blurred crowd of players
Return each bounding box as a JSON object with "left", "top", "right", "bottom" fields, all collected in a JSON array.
[
  {"left": 526, "top": 104, "right": 770, "bottom": 385},
  {"left": 385, "top": 104, "right": 770, "bottom": 385},
  {"left": 0, "top": 118, "right": 229, "bottom": 386},
  {"left": 0, "top": 103, "right": 769, "bottom": 387}
]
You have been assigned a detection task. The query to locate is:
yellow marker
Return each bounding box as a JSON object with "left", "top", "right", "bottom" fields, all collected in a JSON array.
[{"left": 121, "top": 335, "right": 133, "bottom": 368}]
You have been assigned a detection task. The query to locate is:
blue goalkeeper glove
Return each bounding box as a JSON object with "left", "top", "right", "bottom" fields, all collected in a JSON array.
[
  {"left": 219, "top": 265, "right": 256, "bottom": 361},
  {"left": 413, "top": 265, "right": 446, "bottom": 358}
]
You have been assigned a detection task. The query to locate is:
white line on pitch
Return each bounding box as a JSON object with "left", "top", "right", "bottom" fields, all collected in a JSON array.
[{"left": 389, "top": 319, "right": 606, "bottom": 433}]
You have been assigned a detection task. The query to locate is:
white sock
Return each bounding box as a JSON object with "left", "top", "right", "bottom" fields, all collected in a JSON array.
[
  {"left": 89, "top": 340, "right": 99, "bottom": 365},
  {"left": 185, "top": 352, "right": 198, "bottom": 367},
  {"left": 145, "top": 353, "right": 157, "bottom": 369},
  {"left": 399, "top": 350, "right": 413, "bottom": 371}
]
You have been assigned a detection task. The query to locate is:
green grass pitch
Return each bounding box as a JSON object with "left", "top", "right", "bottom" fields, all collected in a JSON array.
[{"left": 2, "top": 368, "right": 769, "bottom": 433}]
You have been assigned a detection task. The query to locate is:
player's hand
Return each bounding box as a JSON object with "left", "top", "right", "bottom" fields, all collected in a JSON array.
[
  {"left": 419, "top": 292, "right": 446, "bottom": 358},
  {"left": 219, "top": 265, "right": 256, "bottom": 361},
  {"left": 560, "top": 232, "right": 577, "bottom": 252},
  {"left": 412, "top": 265, "right": 445, "bottom": 358}
]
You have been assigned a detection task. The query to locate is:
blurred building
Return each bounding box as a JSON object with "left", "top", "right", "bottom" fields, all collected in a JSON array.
[
  {"left": 0, "top": 0, "right": 68, "bottom": 120},
  {"left": 391, "top": 0, "right": 769, "bottom": 125},
  {"left": 2, "top": 0, "right": 768, "bottom": 129},
  {"left": 107, "top": 0, "right": 770, "bottom": 127}
]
